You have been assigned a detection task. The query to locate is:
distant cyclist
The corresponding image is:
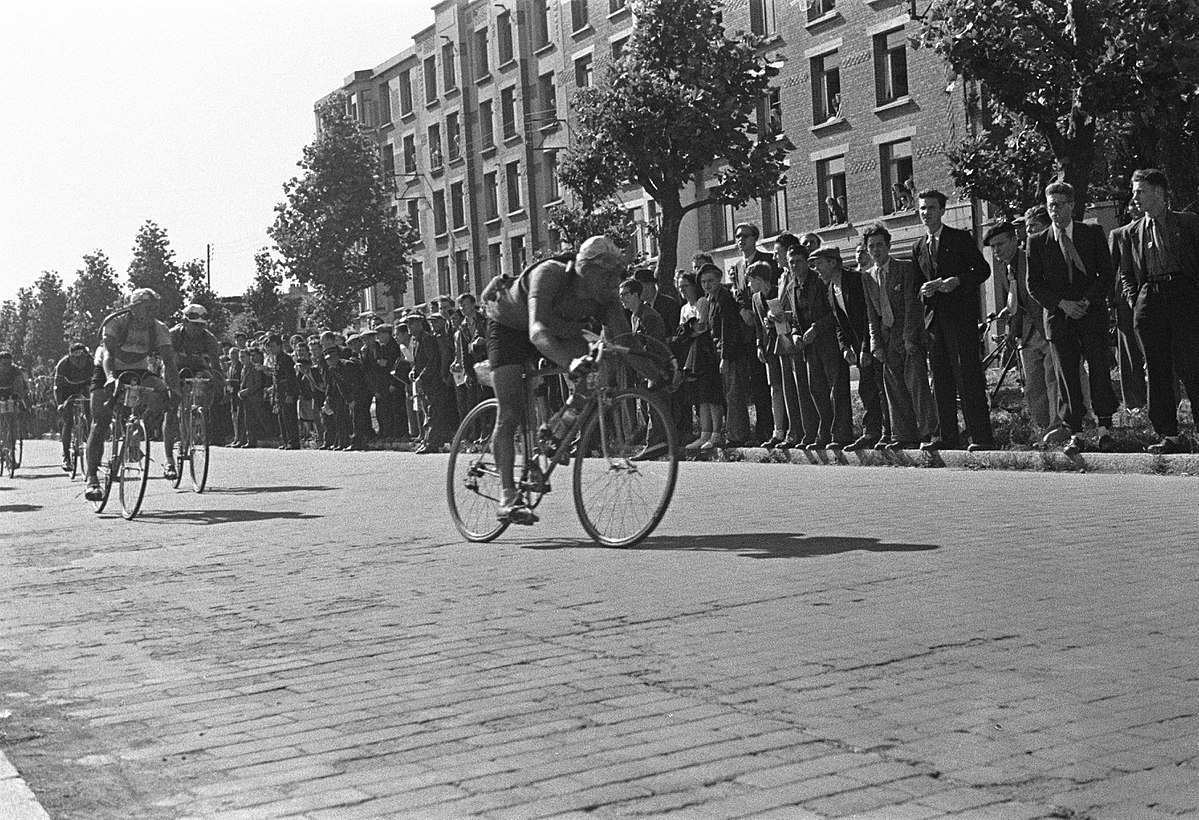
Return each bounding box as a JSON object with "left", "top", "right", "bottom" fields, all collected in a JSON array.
[
  {"left": 482, "top": 235, "right": 632, "bottom": 524},
  {"left": 0, "top": 351, "right": 30, "bottom": 419},
  {"left": 167, "top": 304, "right": 222, "bottom": 474},
  {"left": 84, "top": 289, "right": 180, "bottom": 501},
  {"left": 54, "top": 342, "right": 92, "bottom": 471}
]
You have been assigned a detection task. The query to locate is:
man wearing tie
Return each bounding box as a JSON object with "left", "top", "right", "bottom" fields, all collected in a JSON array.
[
  {"left": 912, "top": 189, "right": 993, "bottom": 451},
  {"left": 1027, "top": 181, "right": 1118, "bottom": 454},
  {"left": 1115, "top": 168, "right": 1199, "bottom": 454},
  {"left": 984, "top": 220, "right": 1059, "bottom": 438}
]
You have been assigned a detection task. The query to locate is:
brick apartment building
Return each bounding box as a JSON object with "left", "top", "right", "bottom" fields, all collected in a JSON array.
[{"left": 322, "top": 0, "right": 986, "bottom": 325}]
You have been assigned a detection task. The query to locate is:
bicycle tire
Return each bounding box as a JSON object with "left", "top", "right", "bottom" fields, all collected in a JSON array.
[
  {"left": 171, "top": 406, "right": 187, "bottom": 489},
  {"left": 572, "top": 388, "right": 679, "bottom": 548},
  {"left": 118, "top": 418, "right": 150, "bottom": 520},
  {"left": 91, "top": 429, "right": 117, "bottom": 514},
  {"left": 190, "top": 408, "right": 209, "bottom": 493},
  {"left": 70, "top": 406, "right": 87, "bottom": 480},
  {"left": 446, "top": 399, "right": 510, "bottom": 543},
  {"left": 0, "top": 434, "right": 10, "bottom": 479}
]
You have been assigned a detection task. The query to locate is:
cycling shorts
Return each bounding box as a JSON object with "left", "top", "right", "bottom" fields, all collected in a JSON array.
[{"left": 487, "top": 319, "right": 540, "bottom": 369}]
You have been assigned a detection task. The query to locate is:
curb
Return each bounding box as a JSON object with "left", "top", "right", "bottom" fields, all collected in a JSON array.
[{"left": 0, "top": 752, "right": 50, "bottom": 820}]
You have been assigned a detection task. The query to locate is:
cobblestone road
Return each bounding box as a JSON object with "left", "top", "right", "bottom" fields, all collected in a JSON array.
[{"left": 1, "top": 439, "right": 1197, "bottom": 819}]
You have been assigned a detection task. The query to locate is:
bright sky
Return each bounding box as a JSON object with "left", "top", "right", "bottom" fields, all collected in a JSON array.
[{"left": 0, "top": 0, "right": 428, "bottom": 305}]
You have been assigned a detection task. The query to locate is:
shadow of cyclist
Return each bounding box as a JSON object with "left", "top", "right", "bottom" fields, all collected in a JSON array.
[
  {"left": 134, "top": 509, "right": 322, "bottom": 525},
  {"left": 520, "top": 532, "right": 939, "bottom": 559}
]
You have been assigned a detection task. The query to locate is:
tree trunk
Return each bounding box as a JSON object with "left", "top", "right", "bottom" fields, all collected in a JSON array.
[{"left": 654, "top": 197, "right": 684, "bottom": 298}]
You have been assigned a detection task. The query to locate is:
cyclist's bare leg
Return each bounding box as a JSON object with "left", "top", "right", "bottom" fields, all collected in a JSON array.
[
  {"left": 85, "top": 387, "right": 113, "bottom": 480},
  {"left": 491, "top": 363, "right": 525, "bottom": 508}
]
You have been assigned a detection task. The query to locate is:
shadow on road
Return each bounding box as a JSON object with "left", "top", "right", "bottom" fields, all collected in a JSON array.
[
  {"left": 523, "top": 532, "right": 939, "bottom": 559},
  {"left": 0, "top": 504, "right": 42, "bottom": 513},
  {"left": 204, "top": 486, "right": 340, "bottom": 495},
  {"left": 135, "top": 509, "right": 322, "bottom": 525}
]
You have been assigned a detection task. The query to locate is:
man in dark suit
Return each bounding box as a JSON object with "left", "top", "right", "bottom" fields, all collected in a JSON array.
[
  {"left": 1107, "top": 204, "right": 1148, "bottom": 412},
  {"left": 816, "top": 243, "right": 886, "bottom": 450},
  {"left": 1027, "top": 181, "right": 1118, "bottom": 454},
  {"left": 912, "top": 189, "right": 993, "bottom": 451},
  {"left": 727, "top": 223, "right": 775, "bottom": 442},
  {"left": 631, "top": 268, "right": 681, "bottom": 337},
  {"left": 1116, "top": 168, "right": 1199, "bottom": 454},
  {"left": 985, "top": 220, "right": 1060, "bottom": 436}
]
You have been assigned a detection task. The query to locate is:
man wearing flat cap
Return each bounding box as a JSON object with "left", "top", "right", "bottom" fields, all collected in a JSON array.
[{"left": 985, "top": 220, "right": 1059, "bottom": 438}]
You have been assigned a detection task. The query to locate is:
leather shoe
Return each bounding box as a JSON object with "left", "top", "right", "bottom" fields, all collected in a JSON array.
[
  {"left": 1063, "top": 435, "right": 1085, "bottom": 456},
  {"left": 778, "top": 438, "right": 799, "bottom": 450},
  {"left": 804, "top": 440, "right": 829, "bottom": 452},
  {"left": 1147, "top": 437, "right": 1184, "bottom": 455},
  {"left": 887, "top": 440, "right": 919, "bottom": 452},
  {"left": 966, "top": 442, "right": 992, "bottom": 453},
  {"left": 759, "top": 436, "right": 786, "bottom": 450},
  {"left": 1097, "top": 434, "right": 1115, "bottom": 453},
  {"left": 919, "top": 439, "right": 941, "bottom": 451},
  {"left": 849, "top": 434, "right": 878, "bottom": 450},
  {"left": 827, "top": 441, "right": 848, "bottom": 451}
]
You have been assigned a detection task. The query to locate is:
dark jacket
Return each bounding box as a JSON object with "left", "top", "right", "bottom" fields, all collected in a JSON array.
[
  {"left": 828, "top": 270, "right": 871, "bottom": 361},
  {"left": 912, "top": 224, "right": 991, "bottom": 332},
  {"left": 1027, "top": 221, "right": 1114, "bottom": 340}
]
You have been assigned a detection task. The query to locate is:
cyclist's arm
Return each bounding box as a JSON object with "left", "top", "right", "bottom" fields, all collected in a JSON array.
[{"left": 160, "top": 344, "right": 181, "bottom": 394}]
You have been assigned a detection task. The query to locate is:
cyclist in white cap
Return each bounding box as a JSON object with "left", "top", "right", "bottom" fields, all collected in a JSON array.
[
  {"left": 481, "top": 235, "right": 631, "bottom": 524},
  {"left": 165, "top": 303, "right": 223, "bottom": 478},
  {"left": 84, "top": 288, "right": 179, "bottom": 500}
]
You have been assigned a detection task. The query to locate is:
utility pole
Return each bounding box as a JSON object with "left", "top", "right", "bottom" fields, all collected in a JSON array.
[{"left": 206, "top": 244, "right": 212, "bottom": 289}]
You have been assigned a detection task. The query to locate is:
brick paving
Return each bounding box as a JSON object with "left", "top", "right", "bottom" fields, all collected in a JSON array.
[{"left": 0, "top": 439, "right": 1197, "bottom": 818}]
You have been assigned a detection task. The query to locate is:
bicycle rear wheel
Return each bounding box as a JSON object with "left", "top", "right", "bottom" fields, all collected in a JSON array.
[
  {"left": 189, "top": 408, "right": 209, "bottom": 492},
  {"left": 572, "top": 389, "right": 679, "bottom": 547},
  {"left": 12, "top": 418, "right": 22, "bottom": 469},
  {"left": 447, "top": 399, "right": 510, "bottom": 542},
  {"left": 118, "top": 418, "right": 151, "bottom": 520},
  {"left": 70, "top": 408, "right": 87, "bottom": 479},
  {"left": 171, "top": 409, "right": 187, "bottom": 489}
]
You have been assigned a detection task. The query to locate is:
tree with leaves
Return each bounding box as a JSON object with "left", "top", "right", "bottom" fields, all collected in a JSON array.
[
  {"left": 242, "top": 248, "right": 286, "bottom": 331},
  {"left": 127, "top": 220, "right": 185, "bottom": 321},
  {"left": 557, "top": 0, "right": 789, "bottom": 284},
  {"left": 917, "top": 0, "right": 1199, "bottom": 218},
  {"left": 546, "top": 200, "right": 637, "bottom": 252},
  {"left": 27, "top": 271, "right": 68, "bottom": 368},
  {"left": 0, "top": 288, "right": 34, "bottom": 365},
  {"left": 65, "top": 250, "right": 122, "bottom": 346},
  {"left": 269, "top": 93, "right": 416, "bottom": 330}
]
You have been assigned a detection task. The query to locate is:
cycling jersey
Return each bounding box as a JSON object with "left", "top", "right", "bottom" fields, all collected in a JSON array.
[
  {"left": 102, "top": 313, "right": 172, "bottom": 372},
  {"left": 170, "top": 324, "right": 221, "bottom": 374},
  {"left": 54, "top": 355, "right": 92, "bottom": 404}
]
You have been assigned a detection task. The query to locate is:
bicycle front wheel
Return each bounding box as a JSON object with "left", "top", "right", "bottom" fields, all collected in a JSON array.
[
  {"left": 447, "top": 399, "right": 510, "bottom": 542},
  {"left": 12, "top": 418, "right": 22, "bottom": 469},
  {"left": 91, "top": 432, "right": 117, "bottom": 513},
  {"left": 70, "top": 409, "right": 87, "bottom": 480},
  {"left": 118, "top": 419, "right": 151, "bottom": 520},
  {"left": 189, "top": 408, "right": 209, "bottom": 493},
  {"left": 572, "top": 389, "right": 679, "bottom": 547}
]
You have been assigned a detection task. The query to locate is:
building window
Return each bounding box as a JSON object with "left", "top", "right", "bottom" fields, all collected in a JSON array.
[
  {"left": 428, "top": 123, "right": 443, "bottom": 170},
  {"left": 574, "top": 53, "right": 593, "bottom": 88},
  {"left": 627, "top": 206, "right": 644, "bottom": 256},
  {"left": 874, "top": 28, "right": 909, "bottom": 105},
  {"left": 881, "top": 139, "right": 915, "bottom": 214},
  {"left": 475, "top": 28, "right": 490, "bottom": 77},
  {"left": 432, "top": 189, "right": 448, "bottom": 235},
  {"left": 442, "top": 43, "right": 456, "bottom": 91},
  {"left": 808, "top": 0, "right": 834, "bottom": 21},
  {"left": 455, "top": 250, "right": 470, "bottom": 291},
  {"left": 423, "top": 55, "right": 438, "bottom": 103},
  {"left": 446, "top": 112, "right": 461, "bottom": 161},
  {"left": 451, "top": 181, "right": 466, "bottom": 229},
  {"left": 749, "top": 0, "right": 776, "bottom": 37},
  {"left": 497, "top": 11, "right": 514, "bottom": 65},
  {"left": 764, "top": 187, "right": 788, "bottom": 236},
  {"left": 484, "top": 171, "right": 499, "bottom": 220},
  {"left": 765, "top": 86, "right": 783, "bottom": 135},
  {"left": 611, "top": 36, "right": 629, "bottom": 62},
  {"left": 546, "top": 151, "right": 560, "bottom": 202},
  {"left": 811, "top": 50, "right": 841, "bottom": 124},
  {"left": 647, "top": 200, "right": 659, "bottom": 257},
  {"left": 501, "top": 86, "right": 518, "bottom": 139},
  {"left": 399, "top": 69, "right": 413, "bottom": 115},
  {"left": 532, "top": 0, "right": 550, "bottom": 47},
  {"left": 571, "top": 0, "right": 589, "bottom": 32},
  {"left": 506, "top": 161, "right": 523, "bottom": 212},
  {"left": 609, "top": 0, "right": 627, "bottom": 13},
  {"left": 381, "top": 144, "right": 396, "bottom": 180},
  {"left": 379, "top": 82, "right": 392, "bottom": 123},
  {"left": 510, "top": 235, "right": 527, "bottom": 275},
  {"left": 406, "top": 199, "right": 420, "bottom": 234},
  {"left": 538, "top": 72, "right": 557, "bottom": 124},
  {"left": 438, "top": 256, "right": 452, "bottom": 294},
  {"left": 402, "top": 134, "right": 417, "bottom": 174},
  {"left": 411, "top": 260, "right": 425, "bottom": 304},
  {"left": 705, "top": 192, "right": 735, "bottom": 249},
  {"left": 478, "top": 100, "right": 494, "bottom": 148},
  {"left": 817, "top": 155, "right": 848, "bottom": 227},
  {"left": 489, "top": 242, "right": 503, "bottom": 278}
]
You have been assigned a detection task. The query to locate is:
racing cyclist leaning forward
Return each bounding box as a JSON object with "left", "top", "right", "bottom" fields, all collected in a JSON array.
[
  {"left": 482, "top": 235, "right": 632, "bottom": 525},
  {"left": 84, "top": 288, "right": 180, "bottom": 501},
  {"left": 54, "top": 342, "right": 93, "bottom": 471}
]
